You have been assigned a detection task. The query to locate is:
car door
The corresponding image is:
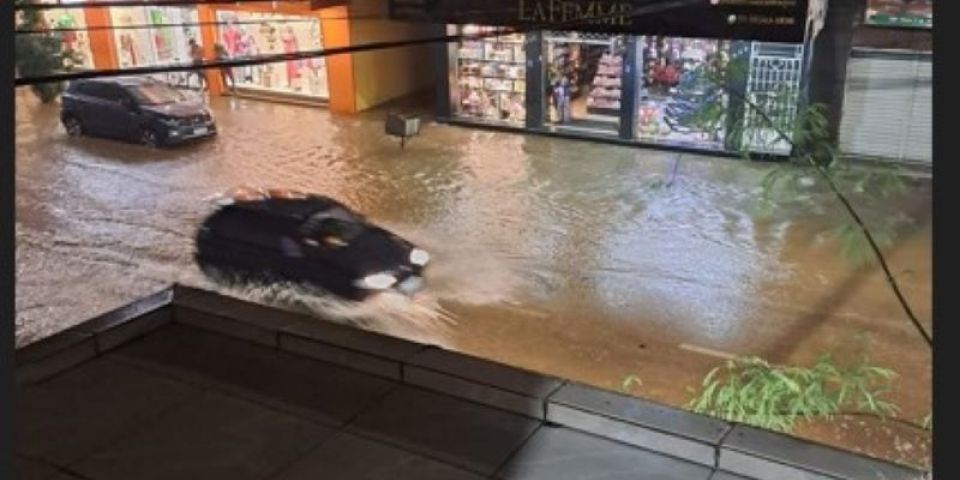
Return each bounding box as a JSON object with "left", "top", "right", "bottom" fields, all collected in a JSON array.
[
  {"left": 96, "top": 84, "right": 140, "bottom": 140},
  {"left": 70, "top": 82, "right": 106, "bottom": 134}
]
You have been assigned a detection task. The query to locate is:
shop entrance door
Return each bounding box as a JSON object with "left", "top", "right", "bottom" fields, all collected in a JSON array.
[{"left": 543, "top": 32, "right": 626, "bottom": 136}]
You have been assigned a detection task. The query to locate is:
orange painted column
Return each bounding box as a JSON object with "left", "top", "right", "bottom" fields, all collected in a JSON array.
[
  {"left": 83, "top": 7, "right": 118, "bottom": 70},
  {"left": 320, "top": 6, "right": 356, "bottom": 114},
  {"left": 196, "top": 5, "right": 223, "bottom": 96}
]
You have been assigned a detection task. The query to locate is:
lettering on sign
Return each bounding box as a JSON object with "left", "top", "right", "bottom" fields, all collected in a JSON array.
[{"left": 518, "top": 0, "right": 634, "bottom": 26}]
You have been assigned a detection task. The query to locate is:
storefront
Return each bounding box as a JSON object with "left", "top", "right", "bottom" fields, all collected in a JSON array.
[
  {"left": 23, "top": 0, "right": 435, "bottom": 113},
  {"left": 213, "top": 10, "right": 330, "bottom": 100},
  {"left": 403, "top": 0, "right": 821, "bottom": 156},
  {"left": 442, "top": 28, "right": 804, "bottom": 155},
  {"left": 108, "top": 5, "right": 201, "bottom": 69}
]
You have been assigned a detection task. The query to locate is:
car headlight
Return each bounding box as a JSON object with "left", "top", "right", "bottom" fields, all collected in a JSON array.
[
  {"left": 409, "top": 248, "right": 430, "bottom": 266},
  {"left": 354, "top": 273, "right": 397, "bottom": 290}
]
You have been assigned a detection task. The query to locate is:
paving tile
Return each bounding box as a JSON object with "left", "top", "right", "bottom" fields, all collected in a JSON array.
[
  {"left": 15, "top": 457, "right": 61, "bottom": 480},
  {"left": 719, "top": 425, "right": 923, "bottom": 480},
  {"left": 273, "top": 432, "right": 485, "bottom": 480},
  {"left": 405, "top": 366, "right": 545, "bottom": 418},
  {"left": 16, "top": 358, "right": 201, "bottom": 466},
  {"left": 496, "top": 426, "right": 714, "bottom": 480},
  {"left": 281, "top": 319, "right": 425, "bottom": 362},
  {"left": 347, "top": 386, "right": 541, "bottom": 476},
  {"left": 74, "top": 390, "right": 334, "bottom": 480},
  {"left": 109, "top": 323, "right": 397, "bottom": 426},
  {"left": 279, "top": 332, "right": 402, "bottom": 380},
  {"left": 547, "top": 383, "right": 729, "bottom": 466}
]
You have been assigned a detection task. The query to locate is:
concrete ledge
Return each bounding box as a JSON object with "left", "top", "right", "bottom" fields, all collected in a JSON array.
[
  {"left": 546, "top": 383, "right": 731, "bottom": 467},
  {"left": 280, "top": 319, "right": 425, "bottom": 363},
  {"left": 16, "top": 332, "right": 97, "bottom": 386},
  {"left": 718, "top": 425, "right": 923, "bottom": 480},
  {"left": 405, "top": 366, "right": 549, "bottom": 419},
  {"left": 16, "top": 288, "right": 175, "bottom": 385},
  {"left": 173, "top": 306, "right": 279, "bottom": 348},
  {"left": 279, "top": 333, "right": 402, "bottom": 380},
  {"left": 710, "top": 471, "right": 757, "bottom": 480},
  {"left": 405, "top": 348, "right": 564, "bottom": 419},
  {"left": 171, "top": 285, "right": 304, "bottom": 333},
  {"left": 15, "top": 286, "right": 929, "bottom": 479}
]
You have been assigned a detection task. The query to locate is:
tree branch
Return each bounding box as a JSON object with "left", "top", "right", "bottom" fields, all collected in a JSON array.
[{"left": 723, "top": 86, "right": 932, "bottom": 348}]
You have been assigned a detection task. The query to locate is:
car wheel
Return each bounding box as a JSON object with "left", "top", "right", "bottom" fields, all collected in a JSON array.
[
  {"left": 63, "top": 116, "right": 83, "bottom": 137},
  {"left": 139, "top": 128, "right": 160, "bottom": 148}
]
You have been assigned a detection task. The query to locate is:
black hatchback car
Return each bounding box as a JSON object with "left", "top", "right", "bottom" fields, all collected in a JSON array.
[
  {"left": 61, "top": 77, "right": 216, "bottom": 147},
  {"left": 195, "top": 188, "right": 430, "bottom": 300}
]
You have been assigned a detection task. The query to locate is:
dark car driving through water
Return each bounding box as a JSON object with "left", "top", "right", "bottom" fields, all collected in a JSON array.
[
  {"left": 195, "top": 187, "right": 430, "bottom": 300},
  {"left": 61, "top": 77, "right": 216, "bottom": 147}
]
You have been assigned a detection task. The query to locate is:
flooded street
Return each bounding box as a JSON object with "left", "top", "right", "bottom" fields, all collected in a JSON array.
[{"left": 15, "top": 89, "right": 932, "bottom": 467}]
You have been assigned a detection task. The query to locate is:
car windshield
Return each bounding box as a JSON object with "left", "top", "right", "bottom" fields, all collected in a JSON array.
[{"left": 124, "top": 83, "right": 187, "bottom": 105}]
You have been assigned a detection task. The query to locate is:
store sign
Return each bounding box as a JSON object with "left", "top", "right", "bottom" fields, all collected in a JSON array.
[
  {"left": 390, "top": 0, "right": 814, "bottom": 42},
  {"left": 864, "top": 0, "right": 932, "bottom": 29}
]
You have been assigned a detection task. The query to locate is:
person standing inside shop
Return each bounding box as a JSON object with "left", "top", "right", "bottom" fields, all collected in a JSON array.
[
  {"left": 213, "top": 43, "right": 236, "bottom": 92},
  {"left": 553, "top": 77, "right": 572, "bottom": 123},
  {"left": 188, "top": 38, "right": 207, "bottom": 91}
]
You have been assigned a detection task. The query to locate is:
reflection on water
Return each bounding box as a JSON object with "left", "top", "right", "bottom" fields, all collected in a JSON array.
[{"left": 16, "top": 91, "right": 931, "bottom": 465}]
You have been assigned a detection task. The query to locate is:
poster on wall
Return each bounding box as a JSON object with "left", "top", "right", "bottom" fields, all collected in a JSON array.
[{"left": 865, "top": 0, "right": 932, "bottom": 28}]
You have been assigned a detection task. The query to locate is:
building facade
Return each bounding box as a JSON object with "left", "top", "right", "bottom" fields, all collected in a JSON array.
[
  {"left": 437, "top": 27, "right": 806, "bottom": 156},
  {"left": 24, "top": 0, "right": 436, "bottom": 114},
  {"left": 836, "top": 0, "right": 932, "bottom": 166}
]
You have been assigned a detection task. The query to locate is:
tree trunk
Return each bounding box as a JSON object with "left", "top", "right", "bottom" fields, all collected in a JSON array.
[{"left": 806, "top": 0, "right": 866, "bottom": 144}]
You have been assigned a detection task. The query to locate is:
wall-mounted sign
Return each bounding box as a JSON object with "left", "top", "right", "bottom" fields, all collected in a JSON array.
[
  {"left": 390, "top": 0, "right": 814, "bottom": 42},
  {"left": 865, "top": 0, "right": 932, "bottom": 29}
]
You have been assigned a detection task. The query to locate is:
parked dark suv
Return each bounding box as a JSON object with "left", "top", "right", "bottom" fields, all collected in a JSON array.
[{"left": 61, "top": 77, "right": 216, "bottom": 147}]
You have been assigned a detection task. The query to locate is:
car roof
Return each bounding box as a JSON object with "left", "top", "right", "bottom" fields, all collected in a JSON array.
[
  {"left": 72, "top": 76, "right": 157, "bottom": 87},
  {"left": 231, "top": 196, "right": 350, "bottom": 222}
]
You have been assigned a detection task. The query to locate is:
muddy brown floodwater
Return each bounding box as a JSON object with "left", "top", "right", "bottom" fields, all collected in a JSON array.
[{"left": 15, "top": 88, "right": 932, "bottom": 468}]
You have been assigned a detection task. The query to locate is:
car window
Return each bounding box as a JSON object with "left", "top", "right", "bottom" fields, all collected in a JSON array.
[
  {"left": 124, "top": 82, "right": 187, "bottom": 105},
  {"left": 80, "top": 82, "right": 126, "bottom": 103},
  {"left": 300, "top": 215, "right": 364, "bottom": 242},
  {"left": 209, "top": 207, "right": 300, "bottom": 251}
]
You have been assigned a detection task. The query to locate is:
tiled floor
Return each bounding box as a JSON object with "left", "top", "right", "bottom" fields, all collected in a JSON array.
[{"left": 16, "top": 322, "right": 730, "bottom": 480}]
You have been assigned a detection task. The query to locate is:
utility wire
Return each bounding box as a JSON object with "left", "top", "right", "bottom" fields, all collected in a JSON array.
[{"left": 15, "top": 0, "right": 703, "bottom": 85}]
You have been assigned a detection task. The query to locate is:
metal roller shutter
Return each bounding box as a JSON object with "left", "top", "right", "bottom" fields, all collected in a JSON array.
[{"left": 838, "top": 49, "right": 932, "bottom": 165}]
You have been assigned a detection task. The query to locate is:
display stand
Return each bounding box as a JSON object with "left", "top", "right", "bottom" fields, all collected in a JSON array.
[
  {"left": 455, "top": 28, "right": 527, "bottom": 124},
  {"left": 586, "top": 52, "right": 623, "bottom": 116}
]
